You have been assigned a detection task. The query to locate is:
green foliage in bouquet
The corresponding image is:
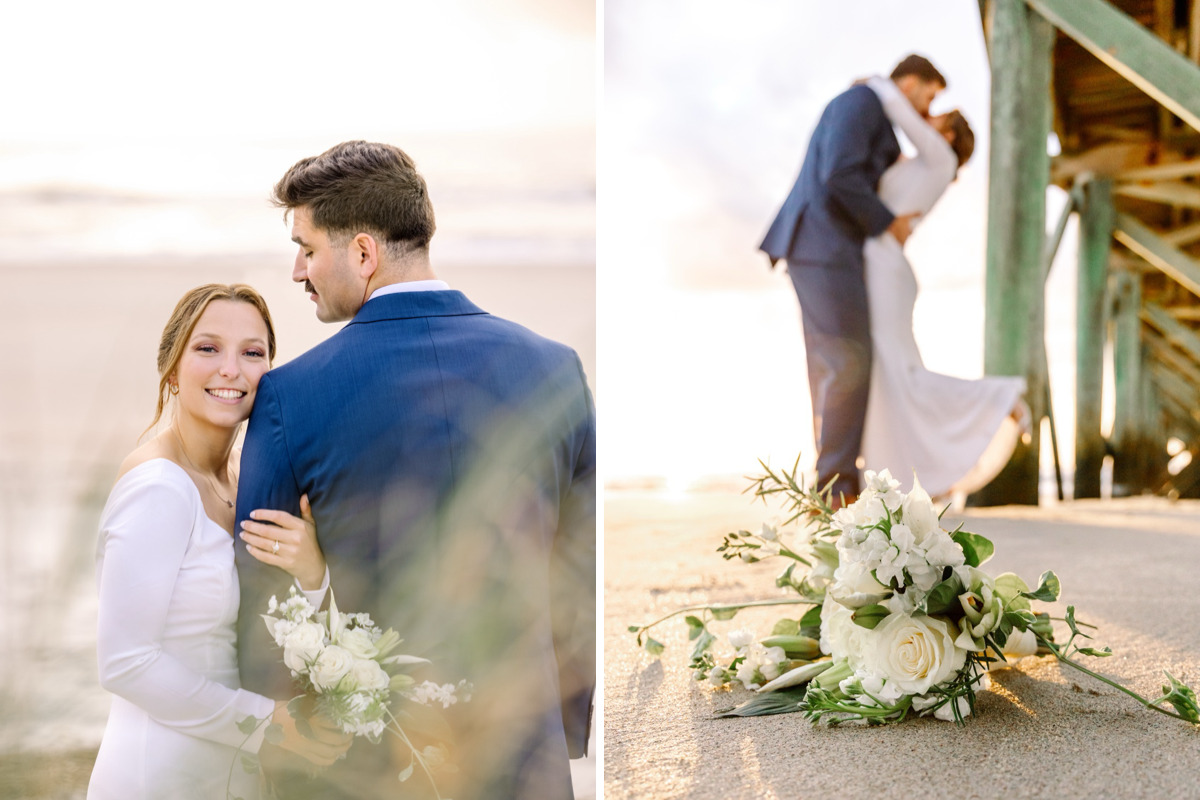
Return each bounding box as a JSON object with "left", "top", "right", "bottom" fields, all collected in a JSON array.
[{"left": 629, "top": 458, "right": 1200, "bottom": 728}]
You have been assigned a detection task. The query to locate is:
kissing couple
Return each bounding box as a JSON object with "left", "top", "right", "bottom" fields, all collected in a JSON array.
[
  {"left": 88, "top": 141, "right": 596, "bottom": 800},
  {"left": 761, "top": 54, "right": 1029, "bottom": 508}
]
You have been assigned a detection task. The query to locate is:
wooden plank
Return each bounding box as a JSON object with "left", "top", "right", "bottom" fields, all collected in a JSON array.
[
  {"left": 974, "top": 0, "right": 1053, "bottom": 506},
  {"left": 1116, "top": 158, "right": 1200, "bottom": 181},
  {"left": 1026, "top": 0, "right": 1200, "bottom": 134},
  {"left": 1149, "top": 363, "right": 1200, "bottom": 422},
  {"left": 1145, "top": 329, "right": 1200, "bottom": 389},
  {"left": 1141, "top": 301, "right": 1200, "bottom": 362},
  {"left": 1113, "top": 213, "right": 1200, "bottom": 299},
  {"left": 1075, "top": 178, "right": 1113, "bottom": 498},
  {"left": 1114, "top": 181, "right": 1200, "bottom": 209},
  {"left": 1162, "top": 220, "right": 1200, "bottom": 247}
]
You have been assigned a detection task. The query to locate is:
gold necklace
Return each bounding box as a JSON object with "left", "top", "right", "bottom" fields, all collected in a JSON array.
[{"left": 172, "top": 428, "right": 235, "bottom": 509}]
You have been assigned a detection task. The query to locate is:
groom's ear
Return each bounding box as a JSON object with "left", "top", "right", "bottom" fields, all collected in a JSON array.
[{"left": 350, "top": 232, "right": 380, "bottom": 281}]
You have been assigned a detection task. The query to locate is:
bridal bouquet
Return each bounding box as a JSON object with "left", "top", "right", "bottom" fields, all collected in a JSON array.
[
  {"left": 229, "top": 588, "right": 468, "bottom": 799},
  {"left": 630, "top": 461, "right": 1200, "bottom": 727}
]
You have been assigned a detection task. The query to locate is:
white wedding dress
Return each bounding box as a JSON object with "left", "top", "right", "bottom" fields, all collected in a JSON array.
[
  {"left": 89, "top": 459, "right": 275, "bottom": 800},
  {"left": 861, "top": 77, "right": 1026, "bottom": 498}
]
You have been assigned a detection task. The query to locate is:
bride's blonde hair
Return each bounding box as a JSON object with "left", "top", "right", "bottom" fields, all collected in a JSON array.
[{"left": 147, "top": 284, "right": 277, "bottom": 433}]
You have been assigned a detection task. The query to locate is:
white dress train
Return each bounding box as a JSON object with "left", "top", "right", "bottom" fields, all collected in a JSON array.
[{"left": 861, "top": 77, "right": 1026, "bottom": 498}]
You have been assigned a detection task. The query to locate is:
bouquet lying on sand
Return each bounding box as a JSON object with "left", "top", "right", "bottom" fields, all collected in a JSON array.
[{"left": 630, "top": 462, "right": 1199, "bottom": 726}]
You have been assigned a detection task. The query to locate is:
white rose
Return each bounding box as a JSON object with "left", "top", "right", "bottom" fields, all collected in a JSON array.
[
  {"left": 828, "top": 562, "right": 890, "bottom": 608},
  {"left": 818, "top": 595, "right": 872, "bottom": 667},
  {"left": 864, "top": 613, "right": 967, "bottom": 695},
  {"left": 990, "top": 627, "right": 1039, "bottom": 670},
  {"left": 345, "top": 657, "right": 390, "bottom": 692},
  {"left": 282, "top": 622, "right": 326, "bottom": 673},
  {"left": 338, "top": 627, "right": 379, "bottom": 659},
  {"left": 310, "top": 645, "right": 355, "bottom": 691}
]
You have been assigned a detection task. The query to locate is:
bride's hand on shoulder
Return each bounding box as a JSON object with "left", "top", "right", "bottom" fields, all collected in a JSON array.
[{"left": 239, "top": 494, "right": 326, "bottom": 590}]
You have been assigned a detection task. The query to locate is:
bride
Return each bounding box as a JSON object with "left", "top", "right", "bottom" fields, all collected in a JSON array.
[
  {"left": 860, "top": 76, "right": 1028, "bottom": 500},
  {"left": 89, "top": 284, "right": 351, "bottom": 799}
]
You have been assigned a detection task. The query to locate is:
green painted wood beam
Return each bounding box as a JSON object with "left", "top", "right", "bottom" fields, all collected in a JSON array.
[
  {"left": 1114, "top": 213, "right": 1200, "bottom": 299},
  {"left": 1111, "top": 270, "right": 1149, "bottom": 495},
  {"left": 1026, "top": 0, "right": 1200, "bottom": 134},
  {"left": 974, "top": 0, "right": 1053, "bottom": 506},
  {"left": 1075, "top": 178, "right": 1114, "bottom": 498}
]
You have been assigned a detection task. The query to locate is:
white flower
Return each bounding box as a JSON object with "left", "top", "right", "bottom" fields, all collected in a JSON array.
[
  {"left": 990, "top": 627, "right": 1039, "bottom": 670},
  {"left": 727, "top": 628, "right": 756, "bottom": 650},
  {"left": 828, "top": 562, "right": 890, "bottom": 608},
  {"left": 899, "top": 475, "right": 940, "bottom": 545},
  {"left": 410, "top": 680, "right": 461, "bottom": 709},
  {"left": 707, "top": 666, "right": 731, "bottom": 687},
  {"left": 922, "top": 531, "right": 966, "bottom": 569},
  {"left": 863, "top": 613, "right": 967, "bottom": 696},
  {"left": 733, "top": 642, "right": 787, "bottom": 690},
  {"left": 344, "top": 657, "right": 390, "bottom": 692},
  {"left": 845, "top": 671, "right": 905, "bottom": 707},
  {"left": 309, "top": 645, "right": 355, "bottom": 691},
  {"left": 760, "top": 523, "right": 778, "bottom": 542},
  {"left": 282, "top": 622, "right": 327, "bottom": 673},
  {"left": 338, "top": 627, "right": 379, "bottom": 660},
  {"left": 818, "top": 594, "right": 872, "bottom": 668}
]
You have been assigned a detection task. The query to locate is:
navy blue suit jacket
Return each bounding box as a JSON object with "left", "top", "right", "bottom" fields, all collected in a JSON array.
[
  {"left": 760, "top": 83, "right": 901, "bottom": 270},
  {"left": 235, "top": 290, "right": 595, "bottom": 799}
]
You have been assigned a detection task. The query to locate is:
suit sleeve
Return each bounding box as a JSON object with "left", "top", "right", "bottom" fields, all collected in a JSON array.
[
  {"left": 97, "top": 473, "right": 276, "bottom": 748},
  {"left": 820, "top": 86, "right": 897, "bottom": 237},
  {"left": 235, "top": 372, "right": 303, "bottom": 698},
  {"left": 550, "top": 356, "right": 597, "bottom": 758}
]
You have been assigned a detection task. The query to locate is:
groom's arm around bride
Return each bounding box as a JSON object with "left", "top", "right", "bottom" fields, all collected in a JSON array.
[{"left": 234, "top": 141, "right": 596, "bottom": 800}]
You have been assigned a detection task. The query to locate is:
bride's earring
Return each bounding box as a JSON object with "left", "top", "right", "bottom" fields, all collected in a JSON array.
[{"left": 169, "top": 381, "right": 179, "bottom": 396}]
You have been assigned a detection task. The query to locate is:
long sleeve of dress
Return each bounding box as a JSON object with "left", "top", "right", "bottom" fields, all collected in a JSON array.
[
  {"left": 867, "top": 76, "right": 958, "bottom": 214},
  {"left": 95, "top": 465, "right": 276, "bottom": 751}
]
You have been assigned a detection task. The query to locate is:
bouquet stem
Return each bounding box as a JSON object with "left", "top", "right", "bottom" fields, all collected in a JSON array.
[
  {"left": 382, "top": 706, "right": 445, "bottom": 799},
  {"left": 1038, "top": 636, "right": 1198, "bottom": 723},
  {"left": 631, "top": 597, "right": 817, "bottom": 636}
]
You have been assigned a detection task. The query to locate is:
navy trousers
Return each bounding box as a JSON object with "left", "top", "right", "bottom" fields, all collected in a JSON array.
[{"left": 788, "top": 260, "right": 871, "bottom": 500}]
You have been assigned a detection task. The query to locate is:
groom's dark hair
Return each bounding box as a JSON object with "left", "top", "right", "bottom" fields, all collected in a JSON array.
[
  {"left": 891, "top": 54, "right": 946, "bottom": 88},
  {"left": 272, "top": 140, "right": 436, "bottom": 255}
]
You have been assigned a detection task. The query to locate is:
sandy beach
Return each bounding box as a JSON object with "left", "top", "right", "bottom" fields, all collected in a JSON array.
[
  {"left": 0, "top": 249, "right": 595, "bottom": 798},
  {"left": 604, "top": 487, "right": 1200, "bottom": 800}
]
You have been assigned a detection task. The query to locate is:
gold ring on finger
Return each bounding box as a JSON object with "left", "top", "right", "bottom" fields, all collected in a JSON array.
[{"left": 272, "top": 539, "right": 280, "bottom": 554}]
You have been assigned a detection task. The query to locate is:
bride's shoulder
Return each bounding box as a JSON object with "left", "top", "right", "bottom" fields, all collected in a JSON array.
[{"left": 114, "top": 436, "right": 181, "bottom": 484}]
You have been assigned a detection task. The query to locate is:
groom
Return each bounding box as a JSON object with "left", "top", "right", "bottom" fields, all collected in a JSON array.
[
  {"left": 235, "top": 141, "right": 595, "bottom": 799},
  {"left": 760, "top": 54, "right": 945, "bottom": 505}
]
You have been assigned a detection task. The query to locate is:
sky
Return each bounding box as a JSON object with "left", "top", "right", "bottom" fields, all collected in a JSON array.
[{"left": 0, "top": 0, "right": 1086, "bottom": 488}]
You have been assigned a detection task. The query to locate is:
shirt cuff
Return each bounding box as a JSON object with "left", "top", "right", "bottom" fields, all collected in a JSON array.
[{"left": 296, "top": 566, "right": 330, "bottom": 609}]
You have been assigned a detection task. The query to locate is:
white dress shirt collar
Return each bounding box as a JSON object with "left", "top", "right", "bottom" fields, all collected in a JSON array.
[{"left": 368, "top": 280, "right": 451, "bottom": 302}]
